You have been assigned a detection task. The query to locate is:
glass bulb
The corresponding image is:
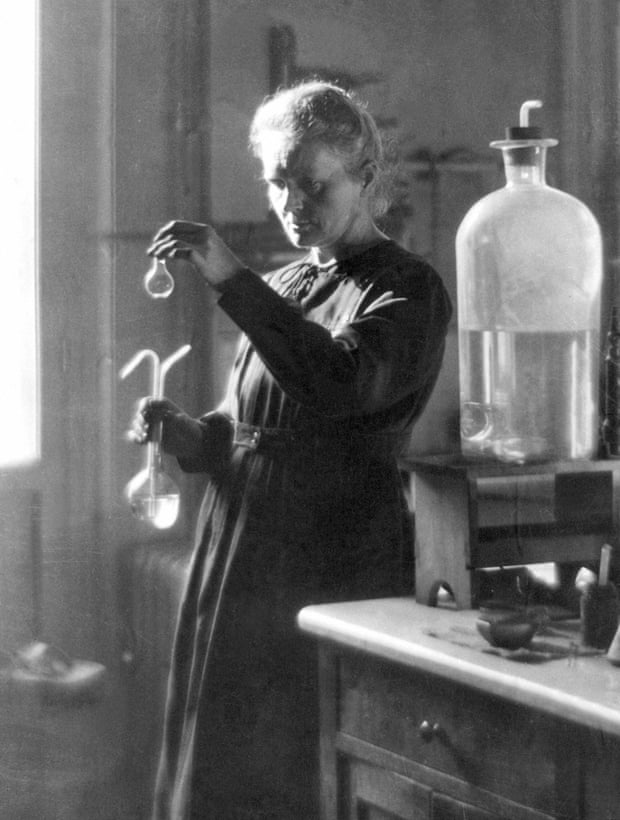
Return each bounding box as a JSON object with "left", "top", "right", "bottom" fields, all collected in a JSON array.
[
  {"left": 144, "top": 258, "right": 175, "bottom": 299},
  {"left": 125, "top": 444, "right": 180, "bottom": 529}
]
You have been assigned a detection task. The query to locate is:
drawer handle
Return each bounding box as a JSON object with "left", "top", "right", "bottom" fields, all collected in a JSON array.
[{"left": 419, "top": 720, "right": 442, "bottom": 742}]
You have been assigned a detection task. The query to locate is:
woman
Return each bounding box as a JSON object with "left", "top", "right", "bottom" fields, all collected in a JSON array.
[{"left": 134, "top": 81, "right": 452, "bottom": 820}]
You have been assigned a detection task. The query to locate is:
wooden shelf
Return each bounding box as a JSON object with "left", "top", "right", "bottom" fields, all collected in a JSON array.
[{"left": 403, "top": 455, "right": 620, "bottom": 608}]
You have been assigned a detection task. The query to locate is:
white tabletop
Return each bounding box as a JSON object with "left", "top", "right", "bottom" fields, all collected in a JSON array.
[{"left": 298, "top": 597, "right": 620, "bottom": 738}]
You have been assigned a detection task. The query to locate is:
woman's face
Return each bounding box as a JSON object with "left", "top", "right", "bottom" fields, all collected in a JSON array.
[{"left": 259, "top": 133, "right": 373, "bottom": 257}]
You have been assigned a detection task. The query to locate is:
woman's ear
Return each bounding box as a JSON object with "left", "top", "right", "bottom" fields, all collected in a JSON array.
[{"left": 360, "top": 160, "right": 378, "bottom": 191}]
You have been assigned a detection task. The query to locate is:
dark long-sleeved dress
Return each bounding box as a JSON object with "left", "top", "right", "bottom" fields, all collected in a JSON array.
[{"left": 153, "top": 239, "right": 452, "bottom": 820}]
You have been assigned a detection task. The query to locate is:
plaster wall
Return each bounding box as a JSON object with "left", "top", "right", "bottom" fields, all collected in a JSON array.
[
  {"left": 207, "top": 0, "right": 562, "bottom": 453},
  {"left": 209, "top": 0, "right": 562, "bottom": 224}
]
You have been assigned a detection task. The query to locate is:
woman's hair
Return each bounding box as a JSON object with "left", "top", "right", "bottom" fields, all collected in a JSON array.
[{"left": 249, "top": 80, "right": 394, "bottom": 218}]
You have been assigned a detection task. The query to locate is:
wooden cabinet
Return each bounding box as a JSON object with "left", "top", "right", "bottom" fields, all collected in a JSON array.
[
  {"left": 300, "top": 598, "right": 620, "bottom": 820},
  {"left": 318, "top": 646, "right": 572, "bottom": 820}
]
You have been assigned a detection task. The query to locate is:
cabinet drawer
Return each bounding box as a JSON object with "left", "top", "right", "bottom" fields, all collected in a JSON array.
[
  {"left": 338, "top": 653, "right": 562, "bottom": 817},
  {"left": 581, "top": 727, "right": 620, "bottom": 818},
  {"left": 346, "top": 759, "right": 431, "bottom": 819},
  {"left": 343, "top": 758, "right": 506, "bottom": 820}
]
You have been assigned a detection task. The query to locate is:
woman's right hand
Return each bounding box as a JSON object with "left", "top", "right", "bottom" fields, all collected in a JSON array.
[
  {"left": 127, "top": 397, "right": 204, "bottom": 459},
  {"left": 147, "top": 220, "right": 246, "bottom": 291}
]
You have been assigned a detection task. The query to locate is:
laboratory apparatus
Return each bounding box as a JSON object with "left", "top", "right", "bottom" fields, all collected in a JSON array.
[
  {"left": 456, "top": 100, "right": 602, "bottom": 463},
  {"left": 144, "top": 257, "right": 175, "bottom": 299},
  {"left": 120, "top": 344, "right": 191, "bottom": 528}
]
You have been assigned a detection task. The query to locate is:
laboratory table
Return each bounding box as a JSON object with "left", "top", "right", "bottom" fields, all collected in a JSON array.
[{"left": 298, "top": 597, "right": 620, "bottom": 820}]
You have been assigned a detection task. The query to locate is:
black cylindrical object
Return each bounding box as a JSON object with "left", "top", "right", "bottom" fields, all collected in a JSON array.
[{"left": 602, "top": 306, "right": 620, "bottom": 457}]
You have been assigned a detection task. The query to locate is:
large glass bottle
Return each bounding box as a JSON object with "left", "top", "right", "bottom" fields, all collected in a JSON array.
[{"left": 456, "top": 100, "right": 602, "bottom": 463}]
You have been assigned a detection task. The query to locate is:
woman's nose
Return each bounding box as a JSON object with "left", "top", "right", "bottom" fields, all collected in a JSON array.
[{"left": 282, "top": 184, "right": 304, "bottom": 214}]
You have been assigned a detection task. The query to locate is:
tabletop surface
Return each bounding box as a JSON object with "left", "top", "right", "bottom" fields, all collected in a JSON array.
[{"left": 298, "top": 597, "right": 620, "bottom": 737}]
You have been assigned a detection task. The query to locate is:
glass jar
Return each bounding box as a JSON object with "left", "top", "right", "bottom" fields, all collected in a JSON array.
[{"left": 456, "top": 101, "right": 603, "bottom": 463}]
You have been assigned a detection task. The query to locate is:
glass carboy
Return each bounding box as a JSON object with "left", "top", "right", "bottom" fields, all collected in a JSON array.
[{"left": 456, "top": 100, "right": 602, "bottom": 463}]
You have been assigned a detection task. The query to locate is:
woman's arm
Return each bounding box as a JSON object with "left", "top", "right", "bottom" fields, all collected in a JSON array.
[{"left": 217, "top": 263, "right": 452, "bottom": 419}]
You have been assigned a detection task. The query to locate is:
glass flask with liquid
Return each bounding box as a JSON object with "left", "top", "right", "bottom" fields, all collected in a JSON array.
[
  {"left": 120, "top": 344, "right": 191, "bottom": 529},
  {"left": 125, "top": 435, "right": 181, "bottom": 529},
  {"left": 456, "top": 100, "right": 602, "bottom": 463}
]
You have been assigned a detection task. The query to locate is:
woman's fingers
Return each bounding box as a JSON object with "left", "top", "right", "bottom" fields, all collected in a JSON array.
[
  {"left": 146, "top": 224, "right": 214, "bottom": 276},
  {"left": 127, "top": 398, "right": 176, "bottom": 444},
  {"left": 126, "top": 395, "right": 202, "bottom": 457},
  {"left": 126, "top": 414, "right": 148, "bottom": 444},
  {"left": 152, "top": 220, "right": 208, "bottom": 242},
  {"left": 149, "top": 221, "right": 210, "bottom": 252},
  {"left": 148, "top": 239, "right": 195, "bottom": 264},
  {"left": 141, "top": 397, "right": 179, "bottom": 421},
  {"left": 146, "top": 220, "right": 241, "bottom": 289}
]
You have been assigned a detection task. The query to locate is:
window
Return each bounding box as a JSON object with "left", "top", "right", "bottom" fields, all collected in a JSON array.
[{"left": 0, "top": 1, "right": 38, "bottom": 468}]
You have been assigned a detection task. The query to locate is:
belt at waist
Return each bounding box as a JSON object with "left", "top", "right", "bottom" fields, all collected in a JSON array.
[{"left": 231, "top": 420, "right": 401, "bottom": 461}]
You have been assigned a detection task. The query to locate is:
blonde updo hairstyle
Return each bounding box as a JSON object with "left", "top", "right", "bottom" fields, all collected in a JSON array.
[{"left": 249, "top": 81, "right": 392, "bottom": 219}]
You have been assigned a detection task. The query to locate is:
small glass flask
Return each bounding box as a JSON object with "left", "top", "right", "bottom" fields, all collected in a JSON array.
[
  {"left": 125, "top": 437, "right": 180, "bottom": 530},
  {"left": 144, "top": 257, "right": 175, "bottom": 299}
]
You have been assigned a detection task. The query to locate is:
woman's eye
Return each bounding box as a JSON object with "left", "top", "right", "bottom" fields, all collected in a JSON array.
[{"left": 305, "top": 180, "right": 323, "bottom": 196}]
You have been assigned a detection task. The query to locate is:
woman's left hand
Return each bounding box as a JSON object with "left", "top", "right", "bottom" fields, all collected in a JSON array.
[{"left": 147, "top": 220, "right": 245, "bottom": 290}]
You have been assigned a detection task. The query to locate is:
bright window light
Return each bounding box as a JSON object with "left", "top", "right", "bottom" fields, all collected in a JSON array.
[{"left": 0, "top": 2, "right": 38, "bottom": 468}]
